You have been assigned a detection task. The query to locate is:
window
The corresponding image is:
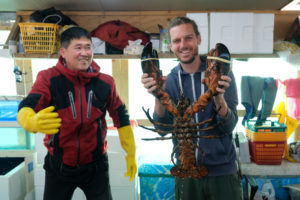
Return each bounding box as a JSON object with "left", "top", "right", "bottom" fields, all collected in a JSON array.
[
  {"left": 128, "top": 58, "right": 179, "bottom": 119},
  {"left": 232, "top": 58, "right": 298, "bottom": 110},
  {"left": 128, "top": 57, "right": 298, "bottom": 121},
  {"left": 232, "top": 58, "right": 298, "bottom": 133}
]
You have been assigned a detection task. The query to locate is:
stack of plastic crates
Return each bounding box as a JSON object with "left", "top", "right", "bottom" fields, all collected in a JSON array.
[
  {"left": 19, "top": 22, "right": 61, "bottom": 54},
  {"left": 246, "top": 120, "right": 287, "bottom": 165}
]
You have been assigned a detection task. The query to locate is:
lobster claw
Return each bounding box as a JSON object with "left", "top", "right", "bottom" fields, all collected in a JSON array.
[
  {"left": 205, "top": 43, "right": 232, "bottom": 96},
  {"left": 214, "top": 43, "right": 231, "bottom": 76},
  {"left": 141, "top": 42, "right": 160, "bottom": 73},
  {"left": 141, "top": 42, "right": 163, "bottom": 90}
]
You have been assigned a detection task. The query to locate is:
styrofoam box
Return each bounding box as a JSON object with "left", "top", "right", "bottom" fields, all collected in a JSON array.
[
  {"left": 186, "top": 13, "right": 209, "bottom": 54},
  {"left": 109, "top": 168, "right": 136, "bottom": 187},
  {"left": 35, "top": 133, "right": 47, "bottom": 165},
  {"left": 238, "top": 132, "right": 251, "bottom": 163},
  {"left": 24, "top": 188, "right": 35, "bottom": 200},
  {"left": 111, "top": 186, "right": 137, "bottom": 200},
  {"left": 210, "top": 12, "right": 274, "bottom": 54},
  {"left": 34, "top": 164, "right": 44, "bottom": 186},
  {"left": 107, "top": 133, "right": 137, "bottom": 200},
  {"left": 107, "top": 130, "right": 124, "bottom": 153},
  {"left": 0, "top": 159, "right": 26, "bottom": 200},
  {"left": 0, "top": 150, "right": 35, "bottom": 195},
  {"left": 92, "top": 37, "right": 106, "bottom": 55},
  {"left": 107, "top": 151, "right": 126, "bottom": 170}
]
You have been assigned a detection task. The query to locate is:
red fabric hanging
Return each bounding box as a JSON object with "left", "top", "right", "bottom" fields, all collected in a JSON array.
[{"left": 91, "top": 20, "right": 150, "bottom": 50}]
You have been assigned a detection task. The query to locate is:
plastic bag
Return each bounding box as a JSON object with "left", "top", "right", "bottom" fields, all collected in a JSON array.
[
  {"left": 123, "top": 39, "right": 144, "bottom": 55},
  {"left": 255, "top": 181, "right": 275, "bottom": 200}
]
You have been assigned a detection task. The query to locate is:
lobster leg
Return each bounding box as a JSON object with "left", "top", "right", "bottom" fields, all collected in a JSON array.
[
  {"left": 141, "top": 123, "right": 217, "bottom": 136},
  {"left": 142, "top": 136, "right": 175, "bottom": 141},
  {"left": 142, "top": 106, "right": 217, "bottom": 129},
  {"left": 141, "top": 107, "right": 176, "bottom": 128},
  {"left": 171, "top": 145, "right": 180, "bottom": 166},
  {"left": 142, "top": 132, "right": 225, "bottom": 141},
  {"left": 138, "top": 125, "right": 173, "bottom": 135}
]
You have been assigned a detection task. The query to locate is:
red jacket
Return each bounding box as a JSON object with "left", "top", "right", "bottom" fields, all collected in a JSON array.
[{"left": 19, "top": 57, "right": 130, "bottom": 166}]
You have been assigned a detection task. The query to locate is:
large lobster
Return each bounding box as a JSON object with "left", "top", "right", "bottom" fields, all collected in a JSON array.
[{"left": 140, "top": 42, "right": 231, "bottom": 179}]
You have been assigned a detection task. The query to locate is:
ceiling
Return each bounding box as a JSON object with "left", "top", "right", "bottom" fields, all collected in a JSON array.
[{"left": 0, "top": 0, "right": 294, "bottom": 12}]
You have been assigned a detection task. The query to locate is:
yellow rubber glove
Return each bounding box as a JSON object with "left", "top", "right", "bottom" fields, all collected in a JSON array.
[
  {"left": 17, "top": 106, "right": 61, "bottom": 135},
  {"left": 118, "top": 125, "right": 137, "bottom": 182}
]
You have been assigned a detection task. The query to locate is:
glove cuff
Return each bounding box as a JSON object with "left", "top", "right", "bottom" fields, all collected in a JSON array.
[{"left": 118, "top": 125, "right": 136, "bottom": 155}]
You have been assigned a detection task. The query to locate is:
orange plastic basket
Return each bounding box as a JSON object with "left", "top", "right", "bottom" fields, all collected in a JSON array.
[
  {"left": 245, "top": 120, "right": 287, "bottom": 165},
  {"left": 246, "top": 128, "right": 287, "bottom": 142},
  {"left": 19, "top": 22, "right": 61, "bottom": 54},
  {"left": 248, "top": 140, "right": 286, "bottom": 165}
]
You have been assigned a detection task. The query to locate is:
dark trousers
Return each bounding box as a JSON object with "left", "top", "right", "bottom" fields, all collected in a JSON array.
[
  {"left": 175, "top": 172, "right": 243, "bottom": 200},
  {"left": 43, "top": 153, "right": 112, "bottom": 200}
]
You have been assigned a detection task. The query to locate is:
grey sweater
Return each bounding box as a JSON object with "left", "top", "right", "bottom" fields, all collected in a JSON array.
[{"left": 153, "top": 56, "right": 239, "bottom": 176}]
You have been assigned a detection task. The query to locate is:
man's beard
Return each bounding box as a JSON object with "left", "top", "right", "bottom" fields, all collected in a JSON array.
[{"left": 176, "top": 50, "right": 198, "bottom": 64}]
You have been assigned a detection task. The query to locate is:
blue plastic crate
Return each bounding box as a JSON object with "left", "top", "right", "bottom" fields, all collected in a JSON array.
[
  {"left": 0, "top": 100, "right": 20, "bottom": 121},
  {"left": 138, "top": 163, "right": 175, "bottom": 200}
]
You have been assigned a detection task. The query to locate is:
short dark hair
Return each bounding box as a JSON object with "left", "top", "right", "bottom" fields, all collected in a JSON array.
[
  {"left": 60, "top": 27, "right": 92, "bottom": 48},
  {"left": 167, "top": 16, "right": 200, "bottom": 39}
]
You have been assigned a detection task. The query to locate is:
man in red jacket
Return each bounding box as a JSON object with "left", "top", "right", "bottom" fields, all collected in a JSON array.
[{"left": 17, "top": 26, "right": 137, "bottom": 200}]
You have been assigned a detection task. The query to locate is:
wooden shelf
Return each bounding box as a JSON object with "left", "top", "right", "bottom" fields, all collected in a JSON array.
[
  {"left": 13, "top": 53, "right": 176, "bottom": 60},
  {"left": 13, "top": 52, "right": 278, "bottom": 60}
]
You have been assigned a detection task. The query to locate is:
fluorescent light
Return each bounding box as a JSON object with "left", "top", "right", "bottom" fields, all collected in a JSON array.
[{"left": 281, "top": 0, "right": 300, "bottom": 10}]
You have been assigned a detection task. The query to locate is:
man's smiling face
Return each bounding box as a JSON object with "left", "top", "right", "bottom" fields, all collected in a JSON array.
[{"left": 60, "top": 37, "right": 93, "bottom": 71}]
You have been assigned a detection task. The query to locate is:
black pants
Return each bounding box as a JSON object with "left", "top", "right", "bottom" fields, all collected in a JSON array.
[
  {"left": 175, "top": 172, "right": 242, "bottom": 200},
  {"left": 43, "top": 153, "right": 112, "bottom": 200}
]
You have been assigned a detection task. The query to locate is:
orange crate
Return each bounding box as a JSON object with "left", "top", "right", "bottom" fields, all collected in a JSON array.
[
  {"left": 245, "top": 120, "right": 287, "bottom": 165},
  {"left": 246, "top": 128, "right": 287, "bottom": 142},
  {"left": 248, "top": 140, "right": 286, "bottom": 165}
]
